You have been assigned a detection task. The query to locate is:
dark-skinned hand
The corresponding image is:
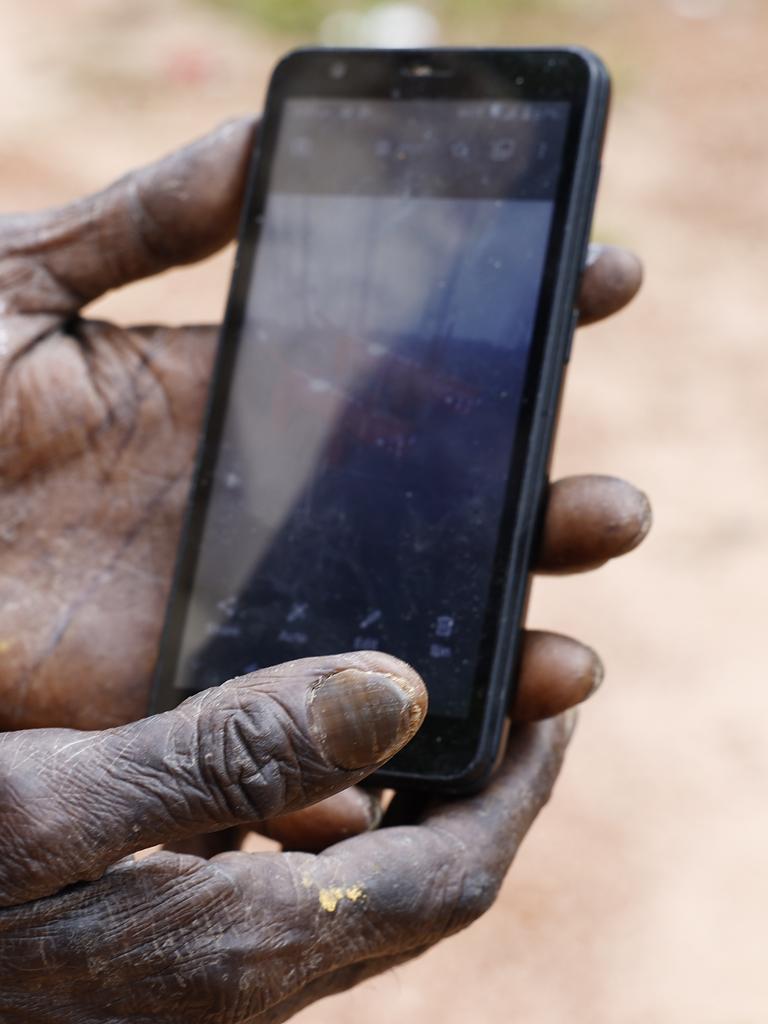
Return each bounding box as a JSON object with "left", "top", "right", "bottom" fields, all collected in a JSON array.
[{"left": 0, "top": 119, "right": 650, "bottom": 1023}]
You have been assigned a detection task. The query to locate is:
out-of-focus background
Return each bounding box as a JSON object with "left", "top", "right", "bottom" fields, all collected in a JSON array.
[{"left": 2, "top": 0, "right": 766, "bottom": 1020}]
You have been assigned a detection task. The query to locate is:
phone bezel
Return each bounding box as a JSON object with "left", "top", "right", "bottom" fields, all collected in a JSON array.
[{"left": 149, "top": 48, "right": 609, "bottom": 793}]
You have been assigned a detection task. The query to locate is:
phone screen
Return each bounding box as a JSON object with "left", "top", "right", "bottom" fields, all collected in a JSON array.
[{"left": 166, "top": 95, "right": 571, "bottom": 721}]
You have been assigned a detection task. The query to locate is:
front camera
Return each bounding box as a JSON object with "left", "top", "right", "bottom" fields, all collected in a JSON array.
[{"left": 329, "top": 61, "right": 348, "bottom": 80}]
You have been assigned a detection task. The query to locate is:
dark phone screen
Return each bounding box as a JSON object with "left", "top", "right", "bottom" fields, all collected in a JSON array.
[{"left": 170, "top": 97, "right": 569, "bottom": 718}]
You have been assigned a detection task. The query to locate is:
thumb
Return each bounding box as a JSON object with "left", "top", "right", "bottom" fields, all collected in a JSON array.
[
  {"left": 0, "top": 652, "right": 426, "bottom": 908},
  {"left": 0, "top": 118, "right": 256, "bottom": 316}
]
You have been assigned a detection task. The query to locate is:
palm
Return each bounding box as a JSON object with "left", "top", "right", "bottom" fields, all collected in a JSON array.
[
  {"left": 0, "top": 317, "right": 217, "bottom": 729},
  {"left": 0, "top": 120, "right": 254, "bottom": 730}
]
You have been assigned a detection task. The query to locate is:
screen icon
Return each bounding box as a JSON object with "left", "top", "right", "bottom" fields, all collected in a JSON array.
[
  {"left": 450, "top": 140, "right": 471, "bottom": 160},
  {"left": 430, "top": 643, "right": 452, "bottom": 660},
  {"left": 359, "top": 609, "right": 383, "bottom": 630},
  {"left": 435, "top": 615, "right": 455, "bottom": 639},
  {"left": 490, "top": 138, "right": 516, "bottom": 162},
  {"left": 217, "top": 595, "right": 237, "bottom": 619},
  {"left": 287, "top": 602, "right": 308, "bottom": 623}
]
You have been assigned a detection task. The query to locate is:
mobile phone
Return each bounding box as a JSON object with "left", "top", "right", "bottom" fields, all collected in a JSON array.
[{"left": 150, "top": 48, "right": 610, "bottom": 794}]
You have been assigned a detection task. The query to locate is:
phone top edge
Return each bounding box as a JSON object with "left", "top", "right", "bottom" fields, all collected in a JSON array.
[
  {"left": 274, "top": 45, "right": 606, "bottom": 58},
  {"left": 270, "top": 46, "right": 610, "bottom": 84}
]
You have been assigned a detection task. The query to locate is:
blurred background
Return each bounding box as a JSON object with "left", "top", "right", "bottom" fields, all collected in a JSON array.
[{"left": 2, "top": 0, "right": 766, "bottom": 1020}]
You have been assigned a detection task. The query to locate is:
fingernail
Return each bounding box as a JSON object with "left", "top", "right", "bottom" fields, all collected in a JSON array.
[{"left": 309, "top": 668, "right": 427, "bottom": 771}]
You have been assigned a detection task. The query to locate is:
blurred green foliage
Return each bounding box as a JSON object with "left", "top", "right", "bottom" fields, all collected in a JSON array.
[
  {"left": 202, "top": 0, "right": 554, "bottom": 36},
  {"left": 203, "top": 0, "right": 368, "bottom": 34}
]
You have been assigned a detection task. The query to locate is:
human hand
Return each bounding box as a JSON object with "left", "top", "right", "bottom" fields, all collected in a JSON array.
[
  {"left": 0, "top": 117, "right": 646, "bottom": 737},
  {"left": 0, "top": 648, "right": 570, "bottom": 1024},
  {"left": 0, "top": 119, "right": 651, "bottom": 1021}
]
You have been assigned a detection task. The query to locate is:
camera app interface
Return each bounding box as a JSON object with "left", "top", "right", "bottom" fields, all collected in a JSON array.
[{"left": 172, "top": 98, "right": 569, "bottom": 717}]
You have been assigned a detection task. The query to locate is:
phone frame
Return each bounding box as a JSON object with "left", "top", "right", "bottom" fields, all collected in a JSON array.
[{"left": 149, "top": 47, "right": 610, "bottom": 794}]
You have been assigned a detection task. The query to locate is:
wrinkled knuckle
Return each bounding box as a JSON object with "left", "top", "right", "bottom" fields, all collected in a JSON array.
[
  {"left": 196, "top": 688, "right": 313, "bottom": 822},
  {"left": 370, "top": 830, "right": 503, "bottom": 945}
]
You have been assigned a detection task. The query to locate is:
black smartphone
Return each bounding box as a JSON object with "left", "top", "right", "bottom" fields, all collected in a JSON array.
[{"left": 150, "top": 48, "right": 610, "bottom": 794}]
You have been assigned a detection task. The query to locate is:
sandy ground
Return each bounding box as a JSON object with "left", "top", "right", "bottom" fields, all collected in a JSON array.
[{"left": 1, "top": 0, "right": 767, "bottom": 1020}]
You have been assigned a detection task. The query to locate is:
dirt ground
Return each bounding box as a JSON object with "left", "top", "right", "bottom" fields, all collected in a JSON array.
[{"left": 2, "top": 0, "right": 766, "bottom": 1020}]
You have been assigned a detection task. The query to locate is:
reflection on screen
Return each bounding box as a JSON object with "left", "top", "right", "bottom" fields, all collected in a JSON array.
[{"left": 172, "top": 98, "right": 569, "bottom": 717}]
